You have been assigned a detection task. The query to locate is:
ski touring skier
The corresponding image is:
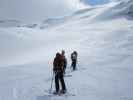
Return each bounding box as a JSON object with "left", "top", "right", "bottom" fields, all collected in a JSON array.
[
  {"left": 71, "top": 51, "right": 78, "bottom": 70},
  {"left": 61, "top": 50, "right": 67, "bottom": 74},
  {"left": 53, "top": 52, "right": 67, "bottom": 94}
]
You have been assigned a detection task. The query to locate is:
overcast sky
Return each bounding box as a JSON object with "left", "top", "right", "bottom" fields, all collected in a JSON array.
[{"left": 0, "top": 0, "right": 116, "bottom": 22}]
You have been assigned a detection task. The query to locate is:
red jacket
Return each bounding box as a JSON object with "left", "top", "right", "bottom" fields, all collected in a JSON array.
[{"left": 53, "top": 55, "right": 64, "bottom": 72}]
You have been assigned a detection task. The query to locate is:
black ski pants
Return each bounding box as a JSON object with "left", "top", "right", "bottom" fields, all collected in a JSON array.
[
  {"left": 71, "top": 59, "right": 77, "bottom": 70},
  {"left": 55, "top": 72, "right": 66, "bottom": 92}
]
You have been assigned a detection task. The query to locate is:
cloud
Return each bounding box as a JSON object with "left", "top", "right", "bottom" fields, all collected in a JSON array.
[
  {"left": 0, "top": 0, "right": 87, "bottom": 22},
  {"left": 108, "top": 0, "right": 125, "bottom": 2},
  {"left": 65, "top": 0, "right": 88, "bottom": 9}
]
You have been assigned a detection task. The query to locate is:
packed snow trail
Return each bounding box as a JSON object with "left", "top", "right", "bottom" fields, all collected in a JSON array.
[{"left": 0, "top": 1, "right": 133, "bottom": 100}]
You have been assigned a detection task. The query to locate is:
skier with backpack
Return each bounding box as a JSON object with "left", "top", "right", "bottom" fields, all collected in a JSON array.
[
  {"left": 71, "top": 51, "right": 78, "bottom": 70},
  {"left": 53, "top": 52, "right": 66, "bottom": 94}
]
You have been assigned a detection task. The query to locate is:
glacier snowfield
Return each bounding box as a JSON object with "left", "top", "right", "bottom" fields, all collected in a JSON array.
[{"left": 0, "top": 1, "right": 133, "bottom": 100}]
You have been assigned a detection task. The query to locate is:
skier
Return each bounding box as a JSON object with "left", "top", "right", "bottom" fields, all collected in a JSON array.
[
  {"left": 71, "top": 51, "right": 78, "bottom": 70},
  {"left": 53, "top": 53, "right": 66, "bottom": 94},
  {"left": 61, "top": 50, "right": 67, "bottom": 74}
]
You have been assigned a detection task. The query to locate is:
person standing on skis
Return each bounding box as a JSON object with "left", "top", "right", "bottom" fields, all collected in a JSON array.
[
  {"left": 53, "top": 53, "right": 66, "bottom": 94},
  {"left": 61, "top": 50, "right": 67, "bottom": 74},
  {"left": 71, "top": 51, "right": 78, "bottom": 70}
]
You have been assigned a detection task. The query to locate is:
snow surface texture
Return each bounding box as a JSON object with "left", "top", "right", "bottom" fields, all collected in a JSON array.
[{"left": 0, "top": 0, "right": 133, "bottom": 100}]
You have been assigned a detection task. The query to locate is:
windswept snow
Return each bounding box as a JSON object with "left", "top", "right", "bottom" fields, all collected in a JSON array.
[{"left": 0, "top": 0, "right": 133, "bottom": 100}]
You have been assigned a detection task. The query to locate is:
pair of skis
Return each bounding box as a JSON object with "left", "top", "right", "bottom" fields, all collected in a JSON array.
[
  {"left": 47, "top": 71, "right": 74, "bottom": 97},
  {"left": 44, "top": 90, "right": 75, "bottom": 97}
]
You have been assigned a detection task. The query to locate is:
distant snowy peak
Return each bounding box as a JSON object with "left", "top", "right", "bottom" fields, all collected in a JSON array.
[
  {"left": 0, "top": 20, "right": 22, "bottom": 28},
  {"left": 112, "top": 0, "right": 133, "bottom": 16},
  {"left": 72, "top": 7, "right": 97, "bottom": 16},
  {"left": 21, "top": 17, "right": 68, "bottom": 29},
  {"left": 0, "top": 0, "right": 133, "bottom": 28},
  {"left": 124, "top": 0, "right": 133, "bottom": 16},
  {"left": 39, "top": 17, "right": 68, "bottom": 29},
  {"left": 75, "top": 0, "right": 133, "bottom": 21},
  {"left": 22, "top": 23, "right": 38, "bottom": 28}
]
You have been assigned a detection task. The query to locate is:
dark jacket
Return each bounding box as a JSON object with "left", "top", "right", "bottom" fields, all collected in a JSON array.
[
  {"left": 71, "top": 52, "right": 77, "bottom": 61},
  {"left": 53, "top": 54, "right": 64, "bottom": 73}
]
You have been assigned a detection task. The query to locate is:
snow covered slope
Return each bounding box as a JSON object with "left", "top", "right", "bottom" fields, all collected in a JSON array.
[{"left": 0, "top": 1, "right": 133, "bottom": 100}]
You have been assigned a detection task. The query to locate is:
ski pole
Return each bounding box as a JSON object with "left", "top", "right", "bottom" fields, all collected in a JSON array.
[{"left": 50, "top": 72, "right": 54, "bottom": 93}]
